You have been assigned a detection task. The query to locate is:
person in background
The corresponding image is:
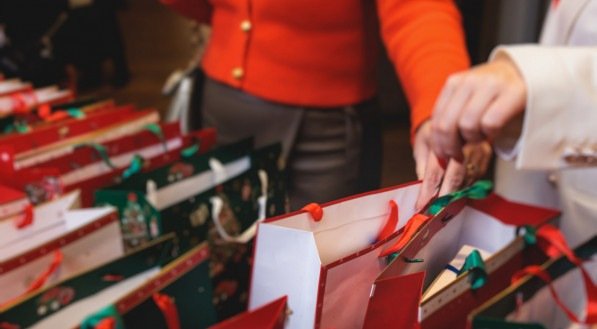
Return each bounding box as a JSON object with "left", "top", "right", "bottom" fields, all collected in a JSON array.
[
  {"left": 162, "top": 0, "right": 486, "bottom": 210},
  {"left": 421, "top": 0, "right": 597, "bottom": 247}
]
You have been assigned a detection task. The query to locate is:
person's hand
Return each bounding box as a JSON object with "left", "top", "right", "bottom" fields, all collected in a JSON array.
[
  {"left": 413, "top": 121, "right": 492, "bottom": 211},
  {"left": 430, "top": 56, "right": 527, "bottom": 161}
]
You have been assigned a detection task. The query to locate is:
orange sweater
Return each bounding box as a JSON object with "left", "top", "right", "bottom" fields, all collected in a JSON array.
[{"left": 162, "top": 0, "right": 469, "bottom": 132}]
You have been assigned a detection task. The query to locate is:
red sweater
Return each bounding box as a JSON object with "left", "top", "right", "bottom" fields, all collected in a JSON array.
[{"left": 162, "top": 0, "right": 469, "bottom": 132}]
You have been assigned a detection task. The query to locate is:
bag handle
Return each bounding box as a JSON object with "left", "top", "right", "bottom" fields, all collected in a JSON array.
[
  {"left": 534, "top": 225, "right": 597, "bottom": 323},
  {"left": 512, "top": 265, "right": 594, "bottom": 324},
  {"left": 144, "top": 124, "right": 168, "bottom": 152},
  {"left": 375, "top": 200, "right": 398, "bottom": 243},
  {"left": 153, "top": 292, "right": 181, "bottom": 329},
  {"left": 0, "top": 250, "right": 63, "bottom": 308},
  {"left": 14, "top": 203, "right": 34, "bottom": 229},
  {"left": 74, "top": 143, "right": 116, "bottom": 169},
  {"left": 380, "top": 181, "right": 493, "bottom": 258},
  {"left": 210, "top": 170, "right": 269, "bottom": 243}
]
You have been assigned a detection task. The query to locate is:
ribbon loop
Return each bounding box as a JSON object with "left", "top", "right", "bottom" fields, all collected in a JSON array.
[
  {"left": 145, "top": 124, "right": 167, "bottom": 152},
  {"left": 153, "top": 293, "right": 181, "bottom": 329},
  {"left": 122, "top": 155, "right": 145, "bottom": 180},
  {"left": 75, "top": 143, "right": 115, "bottom": 169},
  {"left": 427, "top": 180, "right": 492, "bottom": 216},
  {"left": 459, "top": 249, "right": 487, "bottom": 290},
  {"left": 376, "top": 200, "right": 399, "bottom": 242},
  {"left": 302, "top": 203, "right": 323, "bottom": 222}
]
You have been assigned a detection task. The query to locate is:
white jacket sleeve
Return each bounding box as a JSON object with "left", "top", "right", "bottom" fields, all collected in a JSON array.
[{"left": 491, "top": 45, "right": 597, "bottom": 170}]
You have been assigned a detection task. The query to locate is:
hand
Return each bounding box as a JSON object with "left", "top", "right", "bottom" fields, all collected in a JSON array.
[
  {"left": 430, "top": 57, "right": 527, "bottom": 161},
  {"left": 414, "top": 121, "right": 492, "bottom": 211}
]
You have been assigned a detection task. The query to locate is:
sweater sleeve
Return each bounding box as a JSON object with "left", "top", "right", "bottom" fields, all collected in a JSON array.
[
  {"left": 160, "top": 0, "right": 212, "bottom": 24},
  {"left": 376, "top": 0, "right": 470, "bottom": 136}
]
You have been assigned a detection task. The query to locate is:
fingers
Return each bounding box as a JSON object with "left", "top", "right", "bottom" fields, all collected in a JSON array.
[
  {"left": 413, "top": 121, "right": 431, "bottom": 179},
  {"left": 481, "top": 86, "right": 526, "bottom": 139},
  {"left": 415, "top": 151, "right": 444, "bottom": 212},
  {"left": 438, "top": 159, "right": 465, "bottom": 196},
  {"left": 431, "top": 74, "right": 471, "bottom": 161},
  {"left": 457, "top": 79, "right": 500, "bottom": 143}
]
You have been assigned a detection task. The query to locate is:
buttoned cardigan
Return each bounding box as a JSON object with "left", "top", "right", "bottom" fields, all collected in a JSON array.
[{"left": 162, "top": 0, "right": 470, "bottom": 132}]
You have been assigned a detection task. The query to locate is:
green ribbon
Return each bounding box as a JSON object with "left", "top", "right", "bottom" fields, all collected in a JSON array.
[
  {"left": 80, "top": 304, "right": 124, "bottom": 329},
  {"left": 66, "top": 107, "right": 85, "bottom": 119},
  {"left": 459, "top": 249, "right": 487, "bottom": 290},
  {"left": 145, "top": 124, "right": 167, "bottom": 151},
  {"left": 75, "top": 143, "right": 115, "bottom": 169},
  {"left": 181, "top": 144, "right": 199, "bottom": 158},
  {"left": 521, "top": 225, "right": 537, "bottom": 245},
  {"left": 4, "top": 121, "right": 30, "bottom": 134},
  {"left": 122, "top": 154, "right": 145, "bottom": 179},
  {"left": 427, "top": 180, "right": 493, "bottom": 216}
]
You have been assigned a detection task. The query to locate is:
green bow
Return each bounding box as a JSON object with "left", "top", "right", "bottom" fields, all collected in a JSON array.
[
  {"left": 181, "top": 144, "right": 199, "bottom": 158},
  {"left": 459, "top": 249, "right": 487, "bottom": 290},
  {"left": 66, "top": 108, "right": 85, "bottom": 119},
  {"left": 80, "top": 304, "right": 124, "bottom": 329},
  {"left": 427, "top": 180, "right": 493, "bottom": 216},
  {"left": 122, "top": 154, "right": 145, "bottom": 180}
]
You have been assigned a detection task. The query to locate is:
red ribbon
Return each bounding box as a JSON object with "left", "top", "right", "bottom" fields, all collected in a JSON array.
[
  {"left": 153, "top": 293, "right": 181, "bottom": 329},
  {"left": 14, "top": 203, "right": 34, "bottom": 229},
  {"left": 25, "top": 250, "right": 63, "bottom": 294},
  {"left": 513, "top": 225, "right": 597, "bottom": 324},
  {"left": 95, "top": 317, "right": 116, "bottom": 329},
  {"left": 512, "top": 265, "right": 592, "bottom": 324},
  {"left": 379, "top": 213, "right": 431, "bottom": 257},
  {"left": 0, "top": 322, "right": 20, "bottom": 329},
  {"left": 376, "top": 200, "right": 399, "bottom": 242},
  {"left": 301, "top": 203, "right": 323, "bottom": 222},
  {"left": 0, "top": 250, "right": 63, "bottom": 308}
]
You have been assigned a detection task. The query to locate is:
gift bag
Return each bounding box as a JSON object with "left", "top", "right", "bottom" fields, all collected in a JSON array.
[
  {"left": 0, "top": 235, "right": 178, "bottom": 328},
  {"left": 209, "top": 296, "right": 289, "bottom": 329},
  {"left": 97, "top": 140, "right": 286, "bottom": 319},
  {"left": 249, "top": 181, "right": 422, "bottom": 329},
  {"left": 0, "top": 196, "right": 124, "bottom": 306},
  {"left": 0, "top": 184, "right": 29, "bottom": 220},
  {"left": 77, "top": 243, "right": 217, "bottom": 329},
  {"left": 470, "top": 234, "right": 597, "bottom": 329},
  {"left": 0, "top": 106, "right": 159, "bottom": 172},
  {"left": 363, "top": 191, "right": 560, "bottom": 329},
  {"left": 0, "top": 86, "right": 73, "bottom": 118},
  {"left": 3, "top": 122, "right": 216, "bottom": 206},
  {"left": 0, "top": 79, "right": 32, "bottom": 97},
  {"left": 0, "top": 98, "right": 115, "bottom": 134},
  {"left": 94, "top": 139, "right": 253, "bottom": 251}
]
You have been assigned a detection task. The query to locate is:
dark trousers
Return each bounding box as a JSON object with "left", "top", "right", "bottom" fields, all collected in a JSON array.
[{"left": 200, "top": 78, "right": 382, "bottom": 210}]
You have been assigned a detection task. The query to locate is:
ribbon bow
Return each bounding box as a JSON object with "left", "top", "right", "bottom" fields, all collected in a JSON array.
[{"left": 427, "top": 180, "right": 493, "bottom": 216}]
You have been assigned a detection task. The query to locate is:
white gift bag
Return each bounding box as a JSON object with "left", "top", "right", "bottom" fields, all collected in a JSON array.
[
  {"left": 0, "top": 202, "right": 124, "bottom": 305},
  {"left": 249, "top": 182, "right": 422, "bottom": 329}
]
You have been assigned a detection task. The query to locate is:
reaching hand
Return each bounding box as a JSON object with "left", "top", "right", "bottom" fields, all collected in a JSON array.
[
  {"left": 414, "top": 121, "right": 492, "bottom": 211},
  {"left": 430, "top": 56, "right": 527, "bottom": 161}
]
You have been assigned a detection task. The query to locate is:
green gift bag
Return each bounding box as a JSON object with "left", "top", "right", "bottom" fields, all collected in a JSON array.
[
  {"left": 95, "top": 139, "right": 254, "bottom": 251},
  {"left": 0, "top": 235, "right": 179, "bottom": 328},
  {"left": 80, "top": 243, "right": 217, "bottom": 329},
  {"left": 96, "top": 140, "right": 287, "bottom": 320}
]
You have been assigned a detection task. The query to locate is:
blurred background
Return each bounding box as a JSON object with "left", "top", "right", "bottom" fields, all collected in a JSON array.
[{"left": 0, "top": 0, "right": 549, "bottom": 186}]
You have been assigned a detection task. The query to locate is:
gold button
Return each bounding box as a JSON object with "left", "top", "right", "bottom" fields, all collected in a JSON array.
[
  {"left": 232, "top": 67, "right": 244, "bottom": 80},
  {"left": 240, "top": 20, "right": 252, "bottom": 32}
]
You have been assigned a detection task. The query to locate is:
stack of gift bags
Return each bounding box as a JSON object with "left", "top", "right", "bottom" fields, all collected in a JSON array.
[
  {"left": 0, "top": 75, "right": 289, "bottom": 328},
  {"left": 0, "top": 73, "right": 595, "bottom": 329}
]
